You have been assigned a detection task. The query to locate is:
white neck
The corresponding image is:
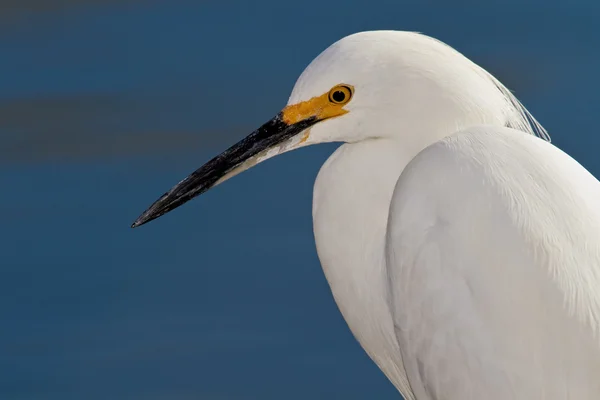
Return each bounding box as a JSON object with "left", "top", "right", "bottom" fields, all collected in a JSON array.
[{"left": 312, "top": 138, "right": 414, "bottom": 393}]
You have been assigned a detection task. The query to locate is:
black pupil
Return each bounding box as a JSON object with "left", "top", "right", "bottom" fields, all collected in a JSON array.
[{"left": 332, "top": 90, "right": 346, "bottom": 103}]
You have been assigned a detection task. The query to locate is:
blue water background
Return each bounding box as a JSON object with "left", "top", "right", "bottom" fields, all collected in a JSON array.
[{"left": 1, "top": 1, "right": 599, "bottom": 399}]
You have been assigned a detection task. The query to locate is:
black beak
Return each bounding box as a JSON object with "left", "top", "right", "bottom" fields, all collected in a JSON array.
[{"left": 131, "top": 113, "right": 318, "bottom": 228}]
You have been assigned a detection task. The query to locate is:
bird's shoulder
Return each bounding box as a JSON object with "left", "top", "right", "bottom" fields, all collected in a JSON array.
[
  {"left": 384, "top": 125, "right": 600, "bottom": 399},
  {"left": 387, "top": 124, "right": 600, "bottom": 330},
  {"left": 390, "top": 125, "right": 600, "bottom": 257}
]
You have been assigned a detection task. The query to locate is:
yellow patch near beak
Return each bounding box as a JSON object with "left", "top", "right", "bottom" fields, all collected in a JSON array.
[
  {"left": 281, "top": 88, "right": 352, "bottom": 125},
  {"left": 299, "top": 129, "right": 311, "bottom": 144}
]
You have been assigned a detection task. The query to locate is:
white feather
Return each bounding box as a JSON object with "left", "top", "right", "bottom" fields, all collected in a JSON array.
[{"left": 386, "top": 127, "right": 600, "bottom": 398}]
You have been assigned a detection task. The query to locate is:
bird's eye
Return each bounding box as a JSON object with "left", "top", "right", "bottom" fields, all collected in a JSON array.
[{"left": 328, "top": 85, "right": 353, "bottom": 105}]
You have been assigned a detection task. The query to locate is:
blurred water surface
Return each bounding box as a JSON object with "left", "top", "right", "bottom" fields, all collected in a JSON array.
[{"left": 1, "top": 1, "right": 599, "bottom": 399}]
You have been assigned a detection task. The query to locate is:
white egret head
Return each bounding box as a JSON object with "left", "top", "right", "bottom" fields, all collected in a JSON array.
[{"left": 132, "top": 31, "right": 548, "bottom": 227}]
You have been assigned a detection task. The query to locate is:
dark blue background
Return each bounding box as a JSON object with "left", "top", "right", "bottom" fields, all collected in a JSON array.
[{"left": 1, "top": 1, "right": 599, "bottom": 399}]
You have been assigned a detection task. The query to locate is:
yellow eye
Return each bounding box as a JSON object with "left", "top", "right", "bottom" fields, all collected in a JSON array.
[{"left": 328, "top": 85, "right": 353, "bottom": 105}]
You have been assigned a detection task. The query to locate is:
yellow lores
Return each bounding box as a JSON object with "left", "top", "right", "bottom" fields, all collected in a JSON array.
[{"left": 281, "top": 84, "right": 354, "bottom": 125}]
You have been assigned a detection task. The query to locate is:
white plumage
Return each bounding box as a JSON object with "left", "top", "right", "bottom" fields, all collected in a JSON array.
[
  {"left": 388, "top": 127, "right": 600, "bottom": 398},
  {"left": 305, "top": 31, "right": 600, "bottom": 399}
]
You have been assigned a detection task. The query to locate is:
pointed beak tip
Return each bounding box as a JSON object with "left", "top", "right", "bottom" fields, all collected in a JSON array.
[
  {"left": 131, "top": 210, "right": 156, "bottom": 229},
  {"left": 130, "top": 216, "right": 146, "bottom": 229}
]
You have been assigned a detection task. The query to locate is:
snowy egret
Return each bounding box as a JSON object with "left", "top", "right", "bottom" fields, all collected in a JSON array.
[{"left": 132, "top": 31, "right": 600, "bottom": 398}]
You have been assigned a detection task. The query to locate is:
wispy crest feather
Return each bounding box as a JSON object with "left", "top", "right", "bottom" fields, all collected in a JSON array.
[{"left": 484, "top": 70, "right": 551, "bottom": 142}]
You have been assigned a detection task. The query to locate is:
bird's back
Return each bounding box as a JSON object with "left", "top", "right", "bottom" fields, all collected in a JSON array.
[{"left": 386, "top": 126, "right": 600, "bottom": 399}]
